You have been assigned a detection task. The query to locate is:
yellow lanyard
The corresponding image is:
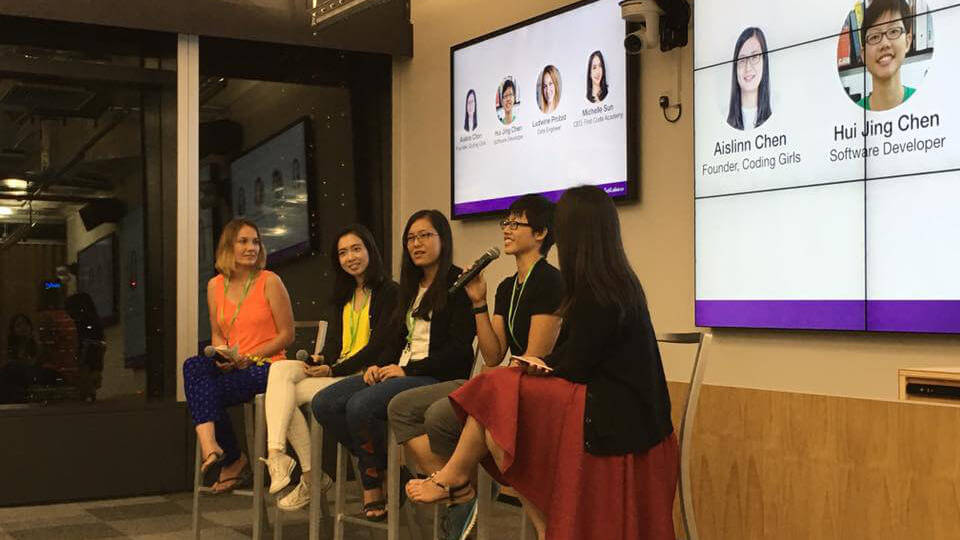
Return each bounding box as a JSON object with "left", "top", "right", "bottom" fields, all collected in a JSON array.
[
  {"left": 345, "top": 288, "right": 371, "bottom": 356},
  {"left": 218, "top": 272, "right": 256, "bottom": 345}
]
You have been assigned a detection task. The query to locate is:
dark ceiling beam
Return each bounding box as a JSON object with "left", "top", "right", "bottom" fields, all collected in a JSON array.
[
  {"left": 0, "top": 0, "right": 412, "bottom": 57},
  {"left": 0, "top": 55, "right": 175, "bottom": 87}
]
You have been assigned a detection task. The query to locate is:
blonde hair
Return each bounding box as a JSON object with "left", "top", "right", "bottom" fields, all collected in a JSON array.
[
  {"left": 215, "top": 218, "right": 266, "bottom": 278},
  {"left": 539, "top": 65, "right": 561, "bottom": 113}
]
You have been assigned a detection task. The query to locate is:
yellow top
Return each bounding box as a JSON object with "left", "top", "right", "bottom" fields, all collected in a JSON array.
[{"left": 339, "top": 294, "right": 371, "bottom": 360}]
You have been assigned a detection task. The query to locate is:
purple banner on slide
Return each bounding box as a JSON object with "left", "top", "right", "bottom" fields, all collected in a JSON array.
[
  {"left": 695, "top": 300, "right": 866, "bottom": 330},
  {"left": 453, "top": 181, "right": 628, "bottom": 216},
  {"left": 867, "top": 301, "right": 960, "bottom": 333}
]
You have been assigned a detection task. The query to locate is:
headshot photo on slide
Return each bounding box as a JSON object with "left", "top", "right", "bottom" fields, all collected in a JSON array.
[
  {"left": 586, "top": 50, "right": 608, "bottom": 103},
  {"left": 537, "top": 65, "right": 562, "bottom": 113},
  {"left": 464, "top": 89, "right": 478, "bottom": 131},
  {"left": 837, "top": 0, "right": 934, "bottom": 112},
  {"left": 497, "top": 77, "right": 518, "bottom": 125},
  {"left": 727, "top": 27, "right": 772, "bottom": 131}
]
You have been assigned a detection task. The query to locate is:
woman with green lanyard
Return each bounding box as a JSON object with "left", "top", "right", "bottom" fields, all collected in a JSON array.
[
  {"left": 312, "top": 209, "right": 476, "bottom": 521},
  {"left": 387, "top": 194, "right": 564, "bottom": 540},
  {"left": 261, "top": 224, "right": 398, "bottom": 511},
  {"left": 184, "top": 219, "right": 295, "bottom": 494}
]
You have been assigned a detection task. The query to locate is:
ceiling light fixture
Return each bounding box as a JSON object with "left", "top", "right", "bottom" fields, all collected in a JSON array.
[{"left": 1, "top": 178, "right": 28, "bottom": 190}]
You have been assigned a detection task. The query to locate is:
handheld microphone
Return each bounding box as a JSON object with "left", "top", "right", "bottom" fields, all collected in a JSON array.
[
  {"left": 449, "top": 247, "right": 501, "bottom": 294},
  {"left": 203, "top": 345, "right": 217, "bottom": 358},
  {"left": 296, "top": 349, "right": 310, "bottom": 362}
]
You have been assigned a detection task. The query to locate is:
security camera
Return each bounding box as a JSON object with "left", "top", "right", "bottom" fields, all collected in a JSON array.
[
  {"left": 621, "top": 0, "right": 662, "bottom": 54},
  {"left": 621, "top": 0, "right": 690, "bottom": 52}
]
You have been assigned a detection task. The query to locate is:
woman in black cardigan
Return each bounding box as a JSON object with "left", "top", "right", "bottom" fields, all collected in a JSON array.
[
  {"left": 262, "top": 224, "right": 398, "bottom": 511},
  {"left": 312, "top": 210, "right": 476, "bottom": 521},
  {"left": 406, "top": 186, "right": 677, "bottom": 540}
]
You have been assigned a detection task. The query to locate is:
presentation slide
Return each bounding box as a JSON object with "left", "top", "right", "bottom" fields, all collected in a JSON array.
[
  {"left": 695, "top": 0, "right": 960, "bottom": 333},
  {"left": 451, "top": 0, "right": 629, "bottom": 218}
]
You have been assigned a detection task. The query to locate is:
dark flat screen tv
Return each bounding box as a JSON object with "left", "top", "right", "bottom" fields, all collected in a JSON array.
[{"left": 230, "top": 117, "right": 313, "bottom": 264}]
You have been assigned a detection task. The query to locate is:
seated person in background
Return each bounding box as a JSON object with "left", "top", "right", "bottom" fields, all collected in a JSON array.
[
  {"left": 183, "top": 218, "right": 294, "bottom": 494},
  {"left": 388, "top": 194, "right": 563, "bottom": 539},
  {"left": 406, "top": 186, "right": 678, "bottom": 540},
  {"left": 1, "top": 313, "right": 41, "bottom": 403},
  {"left": 262, "top": 224, "right": 399, "bottom": 511},
  {"left": 312, "top": 210, "right": 476, "bottom": 521}
]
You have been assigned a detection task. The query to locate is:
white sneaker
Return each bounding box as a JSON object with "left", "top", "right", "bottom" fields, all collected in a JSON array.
[
  {"left": 277, "top": 478, "right": 311, "bottom": 511},
  {"left": 259, "top": 453, "right": 295, "bottom": 494}
]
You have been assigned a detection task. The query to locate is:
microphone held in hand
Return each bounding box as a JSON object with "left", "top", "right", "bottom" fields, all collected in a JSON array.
[
  {"left": 296, "top": 349, "right": 310, "bottom": 362},
  {"left": 449, "top": 247, "right": 501, "bottom": 294},
  {"left": 203, "top": 345, "right": 216, "bottom": 358}
]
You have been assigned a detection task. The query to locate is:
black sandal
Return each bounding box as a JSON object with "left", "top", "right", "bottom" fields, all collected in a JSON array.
[
  {"left": 425, "top": 473, "right": 476, "bottom": 505},
  {"left": 360, "top": 500, "right": 387, "bottom": 522},
  {"left": 200, "top": 451, "right": 224, "bottom": 486}
]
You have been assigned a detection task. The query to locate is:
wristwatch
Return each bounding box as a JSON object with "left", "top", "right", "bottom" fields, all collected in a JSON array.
[{"left": 472, "top": 304, "right": 488, "bottom": 314}]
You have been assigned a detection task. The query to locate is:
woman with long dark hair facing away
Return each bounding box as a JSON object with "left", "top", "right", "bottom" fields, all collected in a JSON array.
[
  {"left": 261, "top": 224, "right": 399, "bottom": 510},
  {"left": 727, "top": 27, "right": 772, "bottom": 130},
  {"left": 312, "top": 210, "right": 476, "bottom": 521},
  {"left": 586, "top": 50, "right": 608, "bottom": 103},
  {"left": 464, "top": 89, "right": 478, "bottom": 131},
  {"left": 405, "top": 186, "right": 677, "bottom": 540},
  {"left": 184, "top": 219, "right": 295, "bottom": 493}
]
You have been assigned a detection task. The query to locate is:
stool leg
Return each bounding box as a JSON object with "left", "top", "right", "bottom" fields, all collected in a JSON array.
[
  {"left": 387, "top": 427, "right": 400, "bottom": 540},
  {"left": 334, "top": 443, "right": 348, "bottom": 540},
  {"left": 250, "top": 398, "right": 267, "bottom": 540},
  {"left": 309, "top": 417, "right": 323, "bottom": 540},
  {"left": 193, "top": 439, "right": 202, "bottom": 540}
]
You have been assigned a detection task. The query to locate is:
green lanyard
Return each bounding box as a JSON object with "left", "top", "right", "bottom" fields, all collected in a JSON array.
[
  {"left": 344, "top": 288, "right": 371, "bottom": 356},
  {"left": 219, "top": 272, "right": 256, "bottom": 345},
  {"left": 508, "top": 258, "right": 541, "bottom": 346}
]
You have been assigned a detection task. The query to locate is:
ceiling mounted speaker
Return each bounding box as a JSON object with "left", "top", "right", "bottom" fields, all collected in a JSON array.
[{"left": 79, "top": 198, "right": 125, "bottom": 231}]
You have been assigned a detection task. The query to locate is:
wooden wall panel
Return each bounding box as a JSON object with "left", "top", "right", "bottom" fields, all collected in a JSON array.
[{"left": 667, "top": 382, "right": 960, "bottom": 539}]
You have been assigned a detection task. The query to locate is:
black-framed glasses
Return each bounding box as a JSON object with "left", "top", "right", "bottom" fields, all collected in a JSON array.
[
  {"left": 499, "top": 220, "right": 533, "bottom": 232},
  {"left": 865, "top": 26, "right": 906, "bottom": 46},
  {"left": 406, "top": 231, "right": 438, "bottom": 244},
  {"left": 736, "top": 53, "right": 763, "bottom": 69}
]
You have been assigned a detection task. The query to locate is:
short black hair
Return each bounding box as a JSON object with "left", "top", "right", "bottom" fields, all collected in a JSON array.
[
  {"left": 501, "top": 79, "right": 516, "bottom": 97},
  {"left": 507, "top": 194, "right": 556, "bottom": 255},
  {"left": 861, "top": 0, "right": 913, "bottom": 46}
]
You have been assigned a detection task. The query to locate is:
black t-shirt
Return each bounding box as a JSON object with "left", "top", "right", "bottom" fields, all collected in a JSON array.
[{"left": 494, "top": 259, "right": 564, "bottom": 355}]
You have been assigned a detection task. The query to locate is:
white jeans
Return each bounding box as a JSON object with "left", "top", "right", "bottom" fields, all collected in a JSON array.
[{"left": 265, "top": 360, "right": 344, "bottom": 472}]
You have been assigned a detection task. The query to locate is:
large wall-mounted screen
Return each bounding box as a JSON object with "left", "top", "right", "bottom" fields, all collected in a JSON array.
[
  {"left": 695, "top": 0, "right": 960, "bottom": 333},
  {"left": 451, "top": 0, "right": 635, "bottom": 219}
]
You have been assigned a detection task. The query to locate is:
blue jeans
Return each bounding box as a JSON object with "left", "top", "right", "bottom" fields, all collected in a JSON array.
[{"left": 312, "top": 374, "right": 438, "bottom": 489}]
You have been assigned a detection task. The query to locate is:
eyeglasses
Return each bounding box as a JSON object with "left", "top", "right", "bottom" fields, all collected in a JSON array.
[
  {"left": 865, "top": 26, "right": 906, "bottom": 46},
  {"left": 499, "top": 220, "right": 534, "bottom": 232},
  {"left": 736, "top": 53, "right": 763, "bottom": 69},
  {"left": 406, "top": 231, "right": 438, "bottom": 244}
]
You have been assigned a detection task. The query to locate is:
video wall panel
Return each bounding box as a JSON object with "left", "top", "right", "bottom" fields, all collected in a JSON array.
[{"left": 695, "top": 0, "right": 960, "bottom": 333}]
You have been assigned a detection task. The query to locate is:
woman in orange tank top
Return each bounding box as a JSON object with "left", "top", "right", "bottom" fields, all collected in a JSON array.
[{"left": 183, "top": 219, "right": 294, "bottom": 493}]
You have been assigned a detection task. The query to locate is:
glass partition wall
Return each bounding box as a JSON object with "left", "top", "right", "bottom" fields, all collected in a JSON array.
[{"left": 0, "top": 20, "right": 177, "bottom": 408}]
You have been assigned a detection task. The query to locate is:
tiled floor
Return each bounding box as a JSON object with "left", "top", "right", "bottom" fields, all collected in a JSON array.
[{"left": 0, "top": 485, "right": 529, "bottom": 539}]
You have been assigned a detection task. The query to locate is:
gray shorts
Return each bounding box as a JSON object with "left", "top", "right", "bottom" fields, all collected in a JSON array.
[{"left": 387, "top": 379, "right": 465, "bottom": 458}]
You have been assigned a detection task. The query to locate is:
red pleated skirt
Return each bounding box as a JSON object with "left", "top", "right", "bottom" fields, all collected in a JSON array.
[{"left": 449, "top": 367, "right": 678, "bottom": 540}]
